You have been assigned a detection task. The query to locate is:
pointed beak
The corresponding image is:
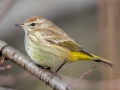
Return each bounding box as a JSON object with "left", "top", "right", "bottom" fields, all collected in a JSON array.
[{"left": 15, "top": 24, "right": 24, "bottom": 27}]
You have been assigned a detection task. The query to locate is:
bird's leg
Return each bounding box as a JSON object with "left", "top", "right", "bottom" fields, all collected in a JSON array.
[
  {"left": 46, "top": 61, "right": 66, "bottom": 86},
  {"left": 50, "top": 60, "right": 66, "bottom": 79},
  {"left": 55, "top": 61, "right": 66, "bottom": 74},
  {"left": 35, "top": 61, "right": 66, "bottom": 86}
]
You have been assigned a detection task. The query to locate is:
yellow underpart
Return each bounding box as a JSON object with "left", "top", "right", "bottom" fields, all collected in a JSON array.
[{"left": 69, "top": 51, "right": 93, "bottom": 62}]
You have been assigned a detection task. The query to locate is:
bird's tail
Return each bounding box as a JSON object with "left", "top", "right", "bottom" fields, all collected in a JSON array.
[
  {"left": 92, "top": 54, "right": 115, "bottom": 67},
  {"left": 69, "top": 51, "right": 116, "bottom": 67}
]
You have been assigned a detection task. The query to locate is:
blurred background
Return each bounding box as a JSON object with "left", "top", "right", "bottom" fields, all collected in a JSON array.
[{"left": 0, "top": 0, "right": 119, "bottom": 90}]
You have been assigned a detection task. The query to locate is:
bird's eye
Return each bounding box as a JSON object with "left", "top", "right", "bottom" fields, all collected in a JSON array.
[{"left": 30, "top": 23, "right": 36, "bottom": 26}]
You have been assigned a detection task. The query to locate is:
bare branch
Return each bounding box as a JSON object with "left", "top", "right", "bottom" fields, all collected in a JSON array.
[
  {"left": 67, "top": 65, "right": 97, "bottom": 87},
  {"left": 0, "top": 65, "right": 12, "bottom": 71},
  {"left": 78, "top": 65, "right": 97, "bottom": 80},
  {"left": 0, "top": 57, "right": 5, "bottom": 65},
  {"left": 0, "top": 40, "right": 72, "bottom": 90},
  {"left": 0, "top": 56, "right": 12, "bottom": 71}
]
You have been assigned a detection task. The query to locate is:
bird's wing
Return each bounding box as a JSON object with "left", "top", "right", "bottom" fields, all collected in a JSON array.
[{"left": 38, "top": 29, "right": 83, "bottom": 52}]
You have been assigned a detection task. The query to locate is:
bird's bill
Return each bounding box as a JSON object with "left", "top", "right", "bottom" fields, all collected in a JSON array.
[{"left": 15, "top": 24, "right": 24, "bottom": 27}]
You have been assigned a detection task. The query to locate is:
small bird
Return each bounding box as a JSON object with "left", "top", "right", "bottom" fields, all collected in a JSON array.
[{"left": 15, "top": 16, "right": 115, "bottom": 74}]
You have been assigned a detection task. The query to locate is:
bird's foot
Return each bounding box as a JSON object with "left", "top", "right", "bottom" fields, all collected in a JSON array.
[{"left": 46, "top": 72, "right": 62, "bottom": 86}]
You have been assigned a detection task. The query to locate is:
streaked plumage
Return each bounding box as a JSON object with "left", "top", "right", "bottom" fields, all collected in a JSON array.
[{"left": 16, "top": 16, "right": 115, "bottom": 69}]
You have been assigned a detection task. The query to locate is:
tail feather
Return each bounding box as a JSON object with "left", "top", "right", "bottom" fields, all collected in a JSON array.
[
  {"left": 70, "top": 51, "right": 116, "bottom": 67},
  {"left": 91, "top": 54, "right": 116, "bottom": 68},
  {"left": 94, "top": 59, "right": 115, "bottom": 68}
]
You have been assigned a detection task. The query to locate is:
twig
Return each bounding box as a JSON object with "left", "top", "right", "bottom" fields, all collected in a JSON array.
[
  {"left": 0, "top": 40, "right": 72, "bottom": 90},
  {"left": 0, "top": 65, "right": 12, "bottom": 71},
  {"left": 67, "top": 65, "right": 97, "bottom": 87},
  {"left": 0, "top": 57, "right": 4, "bottom": 66},
  {"left": 0, "top": 56, "right": 12, "bottom": 71}
]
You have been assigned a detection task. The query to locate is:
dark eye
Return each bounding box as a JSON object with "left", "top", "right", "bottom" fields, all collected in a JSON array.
[{"left": 31, "top": 23, "right": 36, "bottom": 26}]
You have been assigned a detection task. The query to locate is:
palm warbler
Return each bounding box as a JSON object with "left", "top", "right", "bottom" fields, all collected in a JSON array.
[{"left": 15, "top": 16, "right": 115, "bottom": 73}]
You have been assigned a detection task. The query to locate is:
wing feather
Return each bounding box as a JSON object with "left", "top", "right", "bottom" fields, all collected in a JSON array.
[{"left": 39, "top": 29, "right": 83, "bottom": 51}]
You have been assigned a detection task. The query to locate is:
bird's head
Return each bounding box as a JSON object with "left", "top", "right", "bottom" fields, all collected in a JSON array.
[{"left": 15, "top": 16, "right": 47, "bottom": 32}]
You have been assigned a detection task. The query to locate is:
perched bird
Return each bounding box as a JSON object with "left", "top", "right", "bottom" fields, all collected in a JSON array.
[{"left": 15, "top": 16, "right": 115, "bottom": 74}]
